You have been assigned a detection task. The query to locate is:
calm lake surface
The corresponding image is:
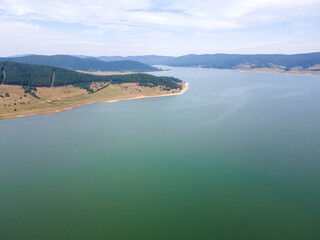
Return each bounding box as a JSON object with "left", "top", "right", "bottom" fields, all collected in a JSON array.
[{"left": 1, "top": 67, "right": 320, "bottom": 240}]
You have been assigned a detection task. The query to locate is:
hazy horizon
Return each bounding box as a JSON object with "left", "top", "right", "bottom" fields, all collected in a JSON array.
[
  {"left": 0, "top": 0, "right": 320, "bottom": 57},
  {"left": 2, "top": 51, "right": 320, "bottom": 59}
]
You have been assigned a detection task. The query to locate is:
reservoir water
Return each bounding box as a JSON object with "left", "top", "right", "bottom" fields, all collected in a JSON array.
[{"left": 1, "top": 67, "right": 320, "bottom": 239}]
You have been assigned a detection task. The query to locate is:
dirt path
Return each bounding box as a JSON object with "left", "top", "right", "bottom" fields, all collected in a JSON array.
[
  {"left": 1, "top": 62, "right": 7, "bottom": 85},
  {"left": 1, "top": 70, "right": 5, "bottom": 85},
  {"left": 51, "top": 71, "right": 55, "bottom": 87}
]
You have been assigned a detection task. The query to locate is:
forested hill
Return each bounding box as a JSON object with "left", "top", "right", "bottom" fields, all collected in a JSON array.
[
  {"left": 0, "top": 61, "right": 182, "bottom": 90},
  {"left": 99, "top": 52, "right": 320, "bottom": 71},
  {"left": 0, "top": 55, "right": 160, "bottom": 72},
  {"left": 99, "top": 55, "right": 176, "bottom": 66},
  {"left": 7, "top": 52, "right": 319, "bottom": 72}
]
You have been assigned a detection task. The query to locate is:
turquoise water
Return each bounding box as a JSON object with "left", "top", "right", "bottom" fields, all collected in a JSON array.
[{"left": 1, "top": 67, "right": 320, "bottom": 239}]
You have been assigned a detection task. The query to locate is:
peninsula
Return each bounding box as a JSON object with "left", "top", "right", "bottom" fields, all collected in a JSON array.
[{"left": 0, "top": 61, "right": 187, "bottom": 120}]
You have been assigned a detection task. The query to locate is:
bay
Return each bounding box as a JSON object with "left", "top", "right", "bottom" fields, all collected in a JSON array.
[{"left": 1, "top": 67, "right": 320, "bottom": 240}]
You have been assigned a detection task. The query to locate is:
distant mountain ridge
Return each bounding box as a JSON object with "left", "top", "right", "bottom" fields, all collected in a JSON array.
[
  {"left": 0, "top": 55, "right": 160, "bottom": 72},
  {"left": 98, "top": 55, "right": 176, "bottom": 66},
  {"left": 98, "top": 52, "right": 320, "bottom": 72},
  {"left": 4, "top": 52, "right": 320, "bottom": 73}
]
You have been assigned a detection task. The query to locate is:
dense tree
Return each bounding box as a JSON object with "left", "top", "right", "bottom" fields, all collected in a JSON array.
[
  {"left": 0, "top": 55, "right": 160, "bottom": 72},
  {"left": 0, "top": 61, "right": 183, "bottom": 90},
  {"left": 99, "top": 52, "right": 320, "bottom": 71}
]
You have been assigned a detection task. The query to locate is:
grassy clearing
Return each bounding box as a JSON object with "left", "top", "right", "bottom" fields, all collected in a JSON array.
[{"left": 0, "top": 82, "right": 185, "bottom": 120}]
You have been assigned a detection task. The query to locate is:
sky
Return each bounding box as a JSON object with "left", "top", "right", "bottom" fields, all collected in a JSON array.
[{"left": 0, "top": 0, "right": 320, "bottom": 57}]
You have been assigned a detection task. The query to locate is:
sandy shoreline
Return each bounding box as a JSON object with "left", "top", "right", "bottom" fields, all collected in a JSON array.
[
  {"left": 1, "top": 82, "right": 189, "bottom": 120},
  {"left": 172, "top": 66, "right": 320, "bottom": 76}
]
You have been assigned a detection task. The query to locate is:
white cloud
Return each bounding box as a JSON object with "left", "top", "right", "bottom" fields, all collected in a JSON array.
[
  {"left": 0, "top": 0, "right": 319, "bottom": 55},
  {"left": 1, "top": 0, "right": 319, "bottom": 30}
]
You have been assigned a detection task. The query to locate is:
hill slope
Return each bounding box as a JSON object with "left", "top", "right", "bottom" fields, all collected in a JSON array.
[
  {"left": 163, "top": 52, "right": 320, "bottom": 71},
  {"left": 0, "top": 61, "right": 182, "bottom": 90},
  {"left": 0, "top": 55, "right": 160, "bottom": 72},
  {"left": 99, "top": 55, "right": 175, "bottom": 66},
  {"left": 99, "top": 52, "right": 320, "bottom": 72}
]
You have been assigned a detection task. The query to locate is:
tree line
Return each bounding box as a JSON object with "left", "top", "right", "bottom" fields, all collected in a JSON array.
[{"left": 0, "top": 61, "right": 183, "bottom": 90}]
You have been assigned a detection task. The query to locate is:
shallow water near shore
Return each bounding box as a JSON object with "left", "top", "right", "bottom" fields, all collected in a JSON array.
[{"left": 1, "top": 67, "right": 320, "bottom": 240}]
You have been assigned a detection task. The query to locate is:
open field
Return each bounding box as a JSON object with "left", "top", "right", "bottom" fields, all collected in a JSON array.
[
  {"left": 0, "top": 82, "right": 187, "bottom": 120},
  {"left": 76, "top": 70, "right": 170, "bottom": 75},
  {"left": 77, "top": 70, "right": 137, "bottom": 75}
]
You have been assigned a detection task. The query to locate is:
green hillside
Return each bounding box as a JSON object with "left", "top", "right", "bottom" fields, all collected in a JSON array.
[
  {"left": 99, "top": 52, "right": 320, "bottom": 71},
  {"left": 0, "top": 61, "right": 182, "bottom": 90},
  {"left": 162, "top": 52, "right": 320, "bottom": 70},
  {"left": 0, "top": 55, "right": 160, "bottom": 72}
]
